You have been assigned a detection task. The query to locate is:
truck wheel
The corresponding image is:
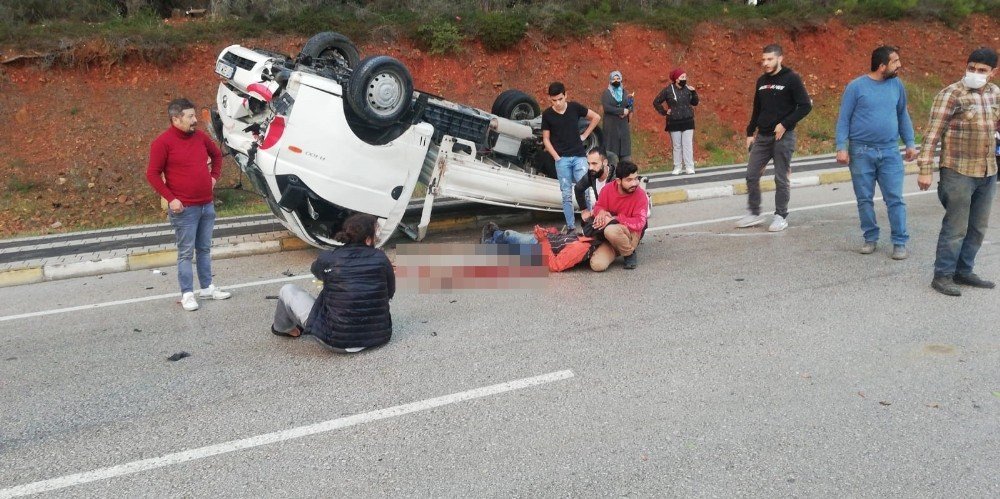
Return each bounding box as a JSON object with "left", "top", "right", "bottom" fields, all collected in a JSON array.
[
  {"left": 346, "top": 55, "right": 414, "bottom": 127},
  {"left": 300, "top": 32, "right": 360, "bottom": 69},
  {"left": 491, "top": 89, "right": 540, "bottom": 121},
  {"left": 580, "top": 122, "right": 604, "bottom": 154}
]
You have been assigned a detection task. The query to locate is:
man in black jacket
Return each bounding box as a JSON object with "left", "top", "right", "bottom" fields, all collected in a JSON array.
[{"left": 736, "top": 44, "right": 812, "bottom": 232}]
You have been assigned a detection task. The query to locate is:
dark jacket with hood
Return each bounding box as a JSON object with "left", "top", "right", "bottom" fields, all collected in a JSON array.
[
  {"left": 653, "top": 83, "right": 699, "bottom": 132},
  {"left": 746, "top": 66, "right": 812, "bottom": 136},
  {"left": 306, "top": 243, "right": 395, "bottom": 349}
]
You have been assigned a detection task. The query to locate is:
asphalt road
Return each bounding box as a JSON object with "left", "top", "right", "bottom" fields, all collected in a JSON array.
[{"left": 1, "top": 181, "right": 998, "bottom": 497}]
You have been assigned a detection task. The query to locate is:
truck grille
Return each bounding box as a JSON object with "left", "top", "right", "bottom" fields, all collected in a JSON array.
[{"left": 221, "top": 51, "right": 257, "bottom": 72}]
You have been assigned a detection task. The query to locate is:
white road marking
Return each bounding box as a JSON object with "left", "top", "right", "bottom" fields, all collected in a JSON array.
[
  {"left": 1, "top": 189, "right": 940, "bottom": 323},
  {"left": 0, "top": 369, "right": 576, "bottom": 498},
  {"left": 0, "top": 275, "right": 310, "bottom": 323},
  {"left": 647, "top": 189, "right": 937, "bottom": 232}
]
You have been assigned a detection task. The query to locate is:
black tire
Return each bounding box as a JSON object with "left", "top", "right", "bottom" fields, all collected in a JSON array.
[
  {"left": 299, "top": 32, "right": 360, "bottom": 69},
  {"left": 531, "top": 148, "right": 557, "bottom": 179},
  {"left": 579, "top": 120, "right": 604, "bottom": 155},
  {"left": 491, "top": 89, "right": 540, "bottom": 121},
  {"left": 346, "top": 55, "right": 414, "bottom": 127}
]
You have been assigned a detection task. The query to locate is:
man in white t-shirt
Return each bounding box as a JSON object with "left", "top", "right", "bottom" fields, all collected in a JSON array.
[{"left": 577, "top": 149, "right": 614, "bottom": 222}]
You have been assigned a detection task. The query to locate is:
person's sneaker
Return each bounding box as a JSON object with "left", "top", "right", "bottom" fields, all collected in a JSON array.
[
  {"left": 684, "top": 166, "right": 696, "bottom": 174},
  {"left": 735, "top": 212, "right": 766, "bottom": 228},
  {"left": 671, "top": 167, "right": 682, "bottom": 175},
  {"left": 181, "top": 292, "right": 199, "bottom": 311},
  {"left": 199, "top": 284, "right": 232, "bottom": 300},
  {"left": 481, "top": 221, "right": 500, "bottom": 243},
  {"left": 891, "top": 245, "right": 908, "bottom": 260},
  {"left": 623, "top": 253, "right": 638, "bottom": 269},
  {"left": 953, "top": 273, "right": 995, "bottom": 289},
  {"left": 560, "top": 225, "right": 576, "bottom": 235},
  {"left": 931, "top": 276, "right": 961, "bottom": 296},
  {"left": 767, "top": 214, "right": 788, "bottom": 232},
  {"left": 860, "top": 241, "right": 877, "bottom": 254}
]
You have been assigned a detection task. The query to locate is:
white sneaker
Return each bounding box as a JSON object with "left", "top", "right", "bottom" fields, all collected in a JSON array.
[
  {"left": 181, "top": 292, "right": 199, "bottom": 311},
  {"left": 671, "top": 167, "right": 682, "bottom": 175},
  {"left": 199, "top": 284, "right": 232, "bottom": 300},
  {"left": 768, "top": 214, "right": 788, "bottom": 232},
  {"left": 685, "top": 166, "right": 695, "bottom": 174},
  {"left": 735, "top": 212, "right": 766, "bottom": 228}
]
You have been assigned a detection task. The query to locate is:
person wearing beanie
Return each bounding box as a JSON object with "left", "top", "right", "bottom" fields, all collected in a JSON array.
[
  {"left": 653, "top": 67, "right": 700, "bottom": 174},
  {"left": 600, "top": 70, "right": 634, "bottom": 162}
]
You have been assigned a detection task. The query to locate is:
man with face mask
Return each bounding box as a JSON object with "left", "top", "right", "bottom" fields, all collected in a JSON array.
[
  {"left": 917, "top": 47, "right": 999, "bottom": 296},
  {"left": 835, "top": 46, "right": 918, "bottom": 260}
]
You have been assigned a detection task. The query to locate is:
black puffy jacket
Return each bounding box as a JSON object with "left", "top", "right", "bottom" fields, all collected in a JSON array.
[{"left": 305, "top": 244, "right": 395, "bottom": 349}]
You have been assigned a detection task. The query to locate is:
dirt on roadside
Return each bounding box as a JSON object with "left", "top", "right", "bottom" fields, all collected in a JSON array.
[{"left": 1, "top": 16, "right": 998, "bottom": 237}]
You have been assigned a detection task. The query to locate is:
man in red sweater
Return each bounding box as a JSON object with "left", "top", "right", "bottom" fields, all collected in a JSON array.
[
  {"left": 589, "top": 160, "right": 649, "bottom": 271},
  {"left": 146, "top": 98, "right": 231, "bottom": 311}
]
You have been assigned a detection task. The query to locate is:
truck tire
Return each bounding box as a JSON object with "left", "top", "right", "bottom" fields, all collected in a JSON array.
[
  {"left": 579, "top": 122, "right": 604, "bottom": 155},
  {"left": 491, "top": 89, "right": 540, "bottom": 121},
  {"left": 346, "top": 55, "right": 414, "bottom": 127},
  {"left": 300, "top": 32, "right": 360, "bottom": 69}
]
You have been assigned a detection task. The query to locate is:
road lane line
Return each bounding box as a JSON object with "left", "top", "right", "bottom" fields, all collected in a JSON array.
[
  {"left": 0, "top": 369, "right": 576, "bottom": 498},
  {"left": 2, "top": 189, "right": 939, "bottom": 323},
  {"left": 647, "top": 189, "right": 936, "bottom": 232},
  {"left": 0, "top": 275, "right": 310, "bottom": 323}
]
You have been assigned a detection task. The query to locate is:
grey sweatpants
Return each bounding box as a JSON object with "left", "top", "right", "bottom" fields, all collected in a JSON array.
[
  {"left": 273, "top": 283, "right": 314, "bottom": 333},
  {"left": 746, "top": 131, "right": 796, "bottom": 218},
  {"left": 272, "top": 283, "right": 365, "bottom": 353}
]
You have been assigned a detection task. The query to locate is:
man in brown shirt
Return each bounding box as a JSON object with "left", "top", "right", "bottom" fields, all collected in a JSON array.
[{"left": 917, "top": 47, "right": 999, "bottom": 296}]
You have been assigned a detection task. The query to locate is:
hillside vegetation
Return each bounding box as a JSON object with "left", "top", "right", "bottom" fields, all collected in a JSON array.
[{"left": 3, "top": 0, "right": 998, "bottom": 58}]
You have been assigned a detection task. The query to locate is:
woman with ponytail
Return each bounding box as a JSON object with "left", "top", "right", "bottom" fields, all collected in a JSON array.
[{"left": 271, "top": 213, "right": 395, "bottom": 353}]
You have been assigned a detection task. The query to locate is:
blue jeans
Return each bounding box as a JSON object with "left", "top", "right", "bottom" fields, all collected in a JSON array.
[
  {"left": 934, "top": 168, "right": 996, "bottom": 277},
  {"left": 168, "top": 202, "right": 216, "bottom": 293},
  {"left": 556, "top": 156, "right": 588, "bottom": 228},
  {"left": 487, "top": 229, "right": 537, "bottom": 245},
  {"left": 848, "top": 144, "right": 908, "bottom": 245}
]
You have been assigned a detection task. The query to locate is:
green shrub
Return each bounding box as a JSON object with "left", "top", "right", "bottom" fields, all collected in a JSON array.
[
  {"left": 415, "top": 19, "right": 464, "bottom": 55},
  {"left": 475, "top": 12, "right": 527, "bottom": 51},
  {"left": 7, "top": 175, "right": 39, "bottom": 194},
  {"left": 532, "top": 7, "right": 589, "bottom": 39},
  {"left": 845, "top": 0, "right": 919, "bottom": 20}
]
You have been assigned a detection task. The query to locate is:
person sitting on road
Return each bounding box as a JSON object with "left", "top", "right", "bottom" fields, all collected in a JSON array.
[
  {"left": 271, "top": 213, "right": 395, "bottom": 353},
  {"left": 589, "top": 161, "right": 649, "bottom": 271},
  {"left": 576, "top": 149, "right": 617, "bottom": 223}
]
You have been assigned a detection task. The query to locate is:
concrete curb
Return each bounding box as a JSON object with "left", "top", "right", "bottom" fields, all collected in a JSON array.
[
  {"left": 0, "top": 164, "right": 925, "bottom": 288},
  {"left": 0, "top": 267, "right": 44, "bottom": 287}
]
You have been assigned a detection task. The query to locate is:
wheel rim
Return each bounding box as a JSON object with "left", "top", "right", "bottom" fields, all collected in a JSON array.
[
  {"left": 366, "top": 70, "right": 405, "bottom": 117},
  {"left": 319, "top": 48, "right": 349, "bottom": 66},
  {"left": 510, "top": 102, "right": 536, "bottom": 120}
]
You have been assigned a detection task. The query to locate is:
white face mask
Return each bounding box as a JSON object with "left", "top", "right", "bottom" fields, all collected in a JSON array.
[{"left": 962, "top": 71, "right": 989, "bottom": 89}]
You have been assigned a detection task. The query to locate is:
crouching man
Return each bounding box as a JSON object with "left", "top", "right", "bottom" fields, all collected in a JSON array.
[{"left": 589, "top": 160, "right": 648, "bottom": 271}]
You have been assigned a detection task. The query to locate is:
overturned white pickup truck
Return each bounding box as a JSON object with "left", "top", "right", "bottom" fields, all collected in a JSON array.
[{"left": 211, "top": 32, "right": 621, "bottom": 248}]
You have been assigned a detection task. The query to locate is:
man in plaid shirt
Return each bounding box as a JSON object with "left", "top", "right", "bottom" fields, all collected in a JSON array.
[{"left": 917, "top": 47, "right": 999, "bottom": 296}]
